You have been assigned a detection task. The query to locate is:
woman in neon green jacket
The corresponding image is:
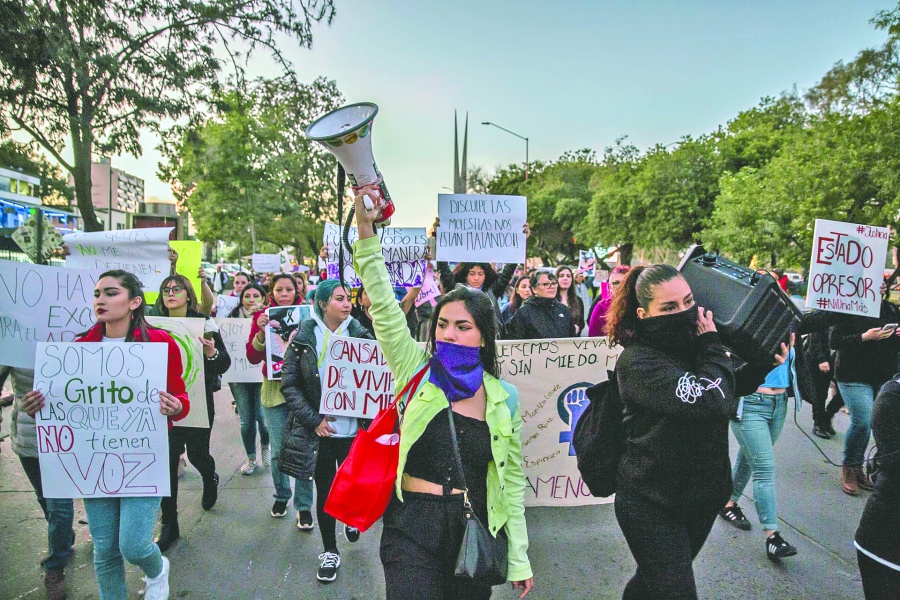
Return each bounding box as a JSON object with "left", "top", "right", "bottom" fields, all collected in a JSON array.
[{"left": 353, "top": 189, "right": 534, "bottom": 600}]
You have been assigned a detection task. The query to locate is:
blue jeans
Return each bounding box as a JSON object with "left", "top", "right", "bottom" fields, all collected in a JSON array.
[
  {"left": 19, "top": 456, "right": 75, "bottom": 573},
  {"left": 836, "top": 382, "right": 875, "bottom": 466},
  {"left": 264, "top": 403, "right": 313, "bottom": 511},
  {"left": 230, "top": 382, "right": 269, "bottom": 459},
  {"left": 83, "top": 496, "right": 163, "bottom": 600},
  {"left": 730, "top": 392, "right": 788, "bottom": 531}
]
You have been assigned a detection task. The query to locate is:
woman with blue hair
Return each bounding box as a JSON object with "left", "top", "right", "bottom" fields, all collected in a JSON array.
[{"left": 278, "top": 278, "right": 374, "bottom": 583}]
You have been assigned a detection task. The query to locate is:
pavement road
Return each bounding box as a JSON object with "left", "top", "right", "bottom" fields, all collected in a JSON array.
[{"left": 0, "top": 386, "right": 866, "bottom": 599}]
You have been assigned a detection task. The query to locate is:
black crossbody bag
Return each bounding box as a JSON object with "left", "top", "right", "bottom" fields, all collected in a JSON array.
[{"left": 446, "top": 407, "right": 509, "bottom": 585}]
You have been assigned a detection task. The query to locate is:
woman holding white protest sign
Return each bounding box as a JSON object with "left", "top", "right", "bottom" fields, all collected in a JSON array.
[
  {"left": 227, "top": 283, "right": 271, "bottom": 475},
  {"left": 279, "top": 278, "right": 374, "bottom": 583},
  {"left": 353, "top": 190, "right": 534, "bottom": 599},
  {"left": 25, "top": 270, "right": 190, "bottom": 600},
  {"left": 245, "top": 273, "right": 315, "bottom": 524},
  {"left": 150, "top": 274, "right": 231, "bottom": 553}
]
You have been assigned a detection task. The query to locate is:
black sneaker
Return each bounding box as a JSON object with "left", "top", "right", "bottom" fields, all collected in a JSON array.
[
  {"left": 719, "top": 504, "right": 752, "bottom": 531},
  {"left": 271, "top": 500, "right": 288, "bottom": 518},
  {"left": 344, "top": 524, "right": 360, "bottom": 543},
  {"left": 812, "top": 423, "right": 832, "bottom": 439},
  {"left": 766, "top": 532, "right": 798, "bottom": 559},
  {"left": 317, "top": 551, "right": 341, "bottom": 582},
  {"left": 201, "top": 473, "right": 219, "bottom": 510},
  {"left": 296, "top": 510, "right": 314, "bottom": 531}
]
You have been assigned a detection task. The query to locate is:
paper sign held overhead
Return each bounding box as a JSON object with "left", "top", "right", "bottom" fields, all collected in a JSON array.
[
  {"left": 323, "top": 223, "right": 427, "bottom": 288},
  {"left": 63, "top": 227, "right": 173, "bottom": 291},
  {"left": 252, "top": 254, "right": 281, "bottom": 273},
  {"left": 34, "top": 342, "right": 170, "bottom": 498},
  {"left": 436, "top": 194, "right": 527, "bottom": 264},
  {"left": 806, "top": 219, "right": 890, "bottom": 316}
]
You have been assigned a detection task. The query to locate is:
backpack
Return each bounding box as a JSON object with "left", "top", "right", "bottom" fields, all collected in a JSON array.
[{"left": 572, "top": 369, "right": 627, "bottom": 498}]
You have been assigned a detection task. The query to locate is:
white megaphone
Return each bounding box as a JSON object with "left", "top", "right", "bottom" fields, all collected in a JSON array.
[{"left": 305, "top": 102, "right": 394, "bottom": 226}]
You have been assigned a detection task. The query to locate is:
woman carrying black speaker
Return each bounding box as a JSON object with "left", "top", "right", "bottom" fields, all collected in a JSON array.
[{"left": 606, "top": 264, "right": 786, "bottom": 600}]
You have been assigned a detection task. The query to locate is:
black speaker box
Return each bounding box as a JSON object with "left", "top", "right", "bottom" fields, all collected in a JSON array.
[{"left": 677, "top": 245, "right": 800, "bottom": 366}]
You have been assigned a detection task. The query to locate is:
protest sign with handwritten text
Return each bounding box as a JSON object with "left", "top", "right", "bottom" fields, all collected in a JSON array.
[
  {"left": 320, "top": 335, "right": 393, "bottom": 419},
  {"left": 64, "top": 227, "right": 173, "bottom": 291},
  {"left": 216, "top": 294, "right": 239, "bottom": 316},
  {"left": 436, "top": 194, "right": 526, "bottom": 264},
  {"left": 806, "top": 219, "right": 890, "bottom": 316},
  {"left": 323, "top": 223, "right": 427, "bottom": 288},
  {"left": 214, "top": 318, "right": 263, "bottom": 383},
  {"left": 414, "top": 268, "right": 440, "bottom": 307},
  {"left": 497, "top": 337, "right": 620, "bottom": 507},
  {"left": 252, "top": 254, "right": 281, "bottom": 273},
  {"left": 146, "top": 317, "right": 209, "bottom": 428},
  {"left": 0, "top": 262, "right": 103, "bottom": 368},
  {"left": 34, "top": 342, "right": 170, "bottom": 498}
]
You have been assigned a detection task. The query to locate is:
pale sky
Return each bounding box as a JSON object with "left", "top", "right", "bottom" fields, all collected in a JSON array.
[{"left": 102, "top": 0, "right": 891, "bottom": 228}]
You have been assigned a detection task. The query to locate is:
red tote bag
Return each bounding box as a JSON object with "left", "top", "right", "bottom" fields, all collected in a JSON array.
[{"left": 324, "top": 364, "right": 430, "bottom": 531}]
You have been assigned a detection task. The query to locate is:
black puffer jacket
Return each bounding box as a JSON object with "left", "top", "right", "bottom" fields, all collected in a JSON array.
[
  {"left": 504, "top": 295, "right": 576, "bottom": 340},
  {"left": 278, "top": 317, "right": 373, "bottom": 480}
]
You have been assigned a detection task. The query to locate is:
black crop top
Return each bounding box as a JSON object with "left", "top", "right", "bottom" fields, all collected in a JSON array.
[{"left": 405, "top": 407, "right": 492, "bottom": 518}]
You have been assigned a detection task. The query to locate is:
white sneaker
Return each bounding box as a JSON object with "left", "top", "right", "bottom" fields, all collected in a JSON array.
[
  {"left": 141, "top": 556, "right": 170, "bottom": 600},
  {"left": 239, "top": 458, "right": 256, "bottom": 475},
  {"left": 261, "top": 446, "right": 271, "bottom": 468}
]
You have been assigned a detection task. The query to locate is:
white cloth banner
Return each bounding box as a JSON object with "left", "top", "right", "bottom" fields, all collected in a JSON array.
[
  {"left": 806, "top": 219, "right": 891, "bottom": 316},
  {"left": 146, "top": 317, "right": 209, "bottom": 428},
  {"left": 436, "top": 194, "right": 527, "bottom": 263},
  {"left": 252, "top": 254, "right": 281, "bottom": 273},
  {"left": 34, "top": 342, "right": 170, "bottom": 498},
  {"left": 215, "top": 318, "right": 263, "bottom": 383},
  {"left": 320, "top": 335, "right": 393, "bottom": 419},
  {"left": 497, "top": 337, "right": 621, "bottom": 507},
  {"left": 63, "top": 227, "right": 173, "bottom": 291},
  {"left": 324, "top": 223, "right": 427, "bottom": 287},
  {"left": 0, "top": 262, "right": 103, "bottom": 368}
]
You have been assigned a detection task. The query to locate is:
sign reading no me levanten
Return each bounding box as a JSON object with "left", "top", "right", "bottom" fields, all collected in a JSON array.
[
  {"left": 806, "top": 219, "right": 890, "bottom": 317},
  {"left": 436, "top": 194, "right": 527, "bottom": 264},
  {"left": 34, "top": 342, "right": 170, "bottom": 499}
]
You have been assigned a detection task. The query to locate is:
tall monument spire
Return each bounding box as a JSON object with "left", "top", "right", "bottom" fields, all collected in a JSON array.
[{"left": 453, "top": 111, "right": 469, "bottom": 193}]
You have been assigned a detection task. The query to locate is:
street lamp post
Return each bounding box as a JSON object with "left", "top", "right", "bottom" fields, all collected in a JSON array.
[{"left": 481, "top": 121, "right": 529, "bottom": 180}]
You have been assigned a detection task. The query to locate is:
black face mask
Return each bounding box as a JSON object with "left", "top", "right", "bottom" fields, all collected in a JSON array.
[{"left": 635, "top": 305, "right": 700, "bottom": 356}]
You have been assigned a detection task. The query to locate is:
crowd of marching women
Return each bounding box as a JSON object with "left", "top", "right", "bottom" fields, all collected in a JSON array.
[{"left": 3, "top": 192, "right": 899, "bottom": 600}]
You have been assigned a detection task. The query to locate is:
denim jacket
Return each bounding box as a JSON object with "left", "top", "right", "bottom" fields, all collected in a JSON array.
[{"left": 353, "top": 236, "right": 533, "bottom": 582}]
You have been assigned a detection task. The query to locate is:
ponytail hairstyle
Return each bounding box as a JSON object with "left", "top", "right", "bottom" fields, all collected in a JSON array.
[
  {"left": 96, "top": 270, "right": 151, "bottom": 342},
  {"left": 266, "top": 273, "right": 302, "bottom": 307},
  {"left": 606, "top": 264, "right": 681, "bottom": 346},
  {"left": 153, "top": 274, "right": 199, "bottom": 316}
]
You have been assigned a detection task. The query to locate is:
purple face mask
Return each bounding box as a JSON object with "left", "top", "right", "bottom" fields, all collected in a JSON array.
[{"left": 428, "top": 341, "right": 484, "bottom": 403}]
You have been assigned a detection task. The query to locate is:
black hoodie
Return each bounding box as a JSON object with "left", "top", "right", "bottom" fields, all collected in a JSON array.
[{"left": 616, "top": 329, "right": 766, "bottom": 513}]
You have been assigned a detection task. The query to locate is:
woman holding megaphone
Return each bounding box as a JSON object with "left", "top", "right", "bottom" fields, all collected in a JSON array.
[{"left": 352, "top": 189, "right": 534, "bottom": 599}]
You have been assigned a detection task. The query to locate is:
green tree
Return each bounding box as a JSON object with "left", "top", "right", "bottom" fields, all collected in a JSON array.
[
  {"left": 160, "top": 76, "right": 343, "bottom": 258},
  {"left": 527, "top": 149, "right": 597, "bottom": 264},
  {"left": 0, "top": 137, "right": 74, "bottom": 206},
  {"left": 0, "top": 0, "right": 335, "bottom": 231}
]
